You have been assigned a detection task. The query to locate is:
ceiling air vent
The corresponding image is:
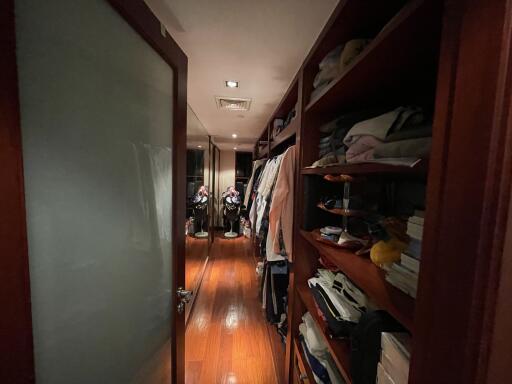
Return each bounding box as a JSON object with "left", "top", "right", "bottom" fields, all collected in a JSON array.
[{"left": 215, "top": 96, "right": 252, "bottom": 111}]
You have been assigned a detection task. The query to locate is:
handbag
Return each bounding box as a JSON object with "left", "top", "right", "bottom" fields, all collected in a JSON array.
[{"left": 350, "top": 310, "right": 405, "bottom": 384}]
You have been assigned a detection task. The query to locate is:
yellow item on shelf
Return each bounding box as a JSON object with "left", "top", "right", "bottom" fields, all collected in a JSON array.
[{"left": 370, "top": 237, "right": 408, "bottom": 267}]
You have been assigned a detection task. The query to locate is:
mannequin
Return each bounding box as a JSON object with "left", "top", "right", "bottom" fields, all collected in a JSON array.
[
  {"left": 192, "top": 185, "right": 209, "bottom": 238},
  {"left": 222, "top": 186, "right": 240, "bottom": 238}
]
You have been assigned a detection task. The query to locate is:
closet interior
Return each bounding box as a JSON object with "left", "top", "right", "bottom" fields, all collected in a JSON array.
[
  {"left": 7, "top": 0, "right": 511, "bottom": 382},
  {"left": 247, "top": 0, "right": 444, "bottom": 383}
]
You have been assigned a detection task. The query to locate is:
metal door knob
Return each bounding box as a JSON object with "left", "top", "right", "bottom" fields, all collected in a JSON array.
[{"left": 177, "top": 287, "right": 193, "bottom": 303}]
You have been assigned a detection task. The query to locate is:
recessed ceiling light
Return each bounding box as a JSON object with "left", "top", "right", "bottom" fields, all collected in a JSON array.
[
  {"left": 233, "top": 147, "right": 237, "bottom": 150},
  {"left": 225, "top": 80, "right": 239, "bottom": 88},
  {"left": 232, "top": 133, "right": 237, "bottom": 138},
  {"left": 197, "top": 145, "right": 202, "bottom": 148}
]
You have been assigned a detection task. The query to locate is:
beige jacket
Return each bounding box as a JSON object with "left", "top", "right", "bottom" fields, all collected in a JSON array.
[{"left": 268, "top": 145, "right": 296, "bottom": 259}]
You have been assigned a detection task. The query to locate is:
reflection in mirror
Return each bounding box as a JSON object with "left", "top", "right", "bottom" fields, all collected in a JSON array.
[
  {"left": 185, "top": 105, "right": 210, "bottom": 322},
  {"left": 208, "top": 141, "right": 219, "bottom": 245}
]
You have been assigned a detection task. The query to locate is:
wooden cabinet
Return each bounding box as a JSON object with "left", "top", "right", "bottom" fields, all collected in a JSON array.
[{"left": 254, "top": 0, "right": 512, "bottom": 383}]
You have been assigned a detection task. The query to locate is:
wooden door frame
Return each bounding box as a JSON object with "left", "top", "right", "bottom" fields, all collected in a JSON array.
[
  {"left": 1, "top": 1, "right": 187, "bottom": 383},
  {"left": 411, "top": 0, "right": 512, "bottom": 382},
  {"left": 1, "top": 1, "right": 34, "bottom": 382}
]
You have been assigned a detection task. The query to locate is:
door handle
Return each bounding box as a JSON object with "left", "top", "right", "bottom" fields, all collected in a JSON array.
[{"left": 176, "top": 287, "right": 193, "bottom": 314}]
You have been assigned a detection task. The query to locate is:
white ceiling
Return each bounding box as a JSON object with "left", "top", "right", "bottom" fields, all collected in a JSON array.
[{"left": 144, "top": 0, "right": 338, "bottom": 151}]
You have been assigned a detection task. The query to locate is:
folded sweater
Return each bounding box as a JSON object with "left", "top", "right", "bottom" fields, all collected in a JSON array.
[
  {"left": 345, "top": 135, "right": 382, "bottom": 163},
  {"left": 374, "top": 137, "right": 432, "bottom": 159},
  {"left": 343, "top": 106, "right": 424, "bottom": 147}
]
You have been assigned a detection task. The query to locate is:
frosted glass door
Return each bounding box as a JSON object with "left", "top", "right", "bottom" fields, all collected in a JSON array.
[{"left": 15, "top": 0, "right": 175, "bottom": 382}]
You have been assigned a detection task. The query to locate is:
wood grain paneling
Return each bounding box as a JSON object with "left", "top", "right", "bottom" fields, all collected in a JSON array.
[{"left": 410, "top": 0, "right": 512, "bottom": 383}]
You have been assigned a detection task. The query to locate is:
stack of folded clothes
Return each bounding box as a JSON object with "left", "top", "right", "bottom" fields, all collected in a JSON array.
[
  {"left": 311, "top": 45, "right": 343, "bottom": 101},
  {"left": 299, "top": 311, "right": 346, "bottom": 384},
  {"left": 320, "top": 226, "right": 368, "bottom": 250},
  {"left": 271, "top": 118, "right": 284, "bottom": 139},
  {"left": 272, "top": 102, "right": 298, "bottom": 139},
  {"left": 311, "top": 107, "right": 389, "bottom": 168},
  {"left": 308, "top": 269, "right": 370, "bottom": 338},
  {"left": 311, "top": 39, "right": 372, "bottom": 102},
  {"left": 343, "top": 106, "right": 432, "bottom": 166}
]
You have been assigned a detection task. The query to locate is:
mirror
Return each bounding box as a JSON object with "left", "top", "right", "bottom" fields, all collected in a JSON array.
[{"left": 185, "top": 106, "right": 210, "bottom": 321}]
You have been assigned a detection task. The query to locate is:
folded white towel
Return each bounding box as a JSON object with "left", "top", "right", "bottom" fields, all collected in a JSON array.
[{"left": 343, "top": 107, "right": 424, "bottom": 147}]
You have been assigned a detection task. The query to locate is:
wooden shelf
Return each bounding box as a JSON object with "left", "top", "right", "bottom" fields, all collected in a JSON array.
[
  {"left": 316, "top": 202, "right": 367, "bottom": 217},
  {"left": 305, "top": 0, "right": 439, "bottom": 115},
  {"left": 293, "top": 336, "right": 316, "bottom": 384},
  {"left": 255, "top": 75, "right": 299, "bottom": 159},
  {"left": 297, "top": 284, "right": 352, "bottom": 384},
  {"left": 271, "top": 118, "right": 298, "bottom": 149},
  {"left": 302, "top": 160, "right": 428, "bottom": 176},
  {"left": 258, "top": 144, "right": 269, "bottom": 158},
  {"left": 300, "top": 229, "right": 415, "bottom": 331}
]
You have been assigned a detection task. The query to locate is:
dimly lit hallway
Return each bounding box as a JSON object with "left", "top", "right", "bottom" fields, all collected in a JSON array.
[{"left": 185, "top": 236, "right": 280, "bottom": 384}]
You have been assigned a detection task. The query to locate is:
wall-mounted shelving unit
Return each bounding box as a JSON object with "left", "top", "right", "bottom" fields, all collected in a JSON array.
[
  {"left": 254, "top": 75, "right": 300, "bottom": 160},
  {"left": 251, "top": 0, "right": 448, "bottom": 383},
  {"left": 286, "top": 0, "right": 443, "bottom": 381}
]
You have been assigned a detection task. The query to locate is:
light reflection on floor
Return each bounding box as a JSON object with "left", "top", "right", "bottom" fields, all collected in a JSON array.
[
  {"left": 225, "top": 305, "right": 240, "bottom": 330},
  {"left": 185, "top": 235, "right": 279, "bottom": 384}
]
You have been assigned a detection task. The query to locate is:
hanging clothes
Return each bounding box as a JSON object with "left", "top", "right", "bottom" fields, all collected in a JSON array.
[
  {"left": 254, "top": 155, "right": 283, "bottom": 235},
  {"left": 268, "top": 145, "right": 296, "bottom": 259},
  {"left": 261, "top": 260, "right": 289, "bottom": 324},
  {"left": 243, "top": 158, "right": 265, "bottom": 207}
]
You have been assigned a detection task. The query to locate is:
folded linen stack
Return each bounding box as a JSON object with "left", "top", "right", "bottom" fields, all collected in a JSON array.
[
  {"left": 377, "top": 332, "right": 411, "bottom": 384},
  {"left": 311, "top": 108, "right": 389, "bottom": 168},
  {"left": 272, "top": 102, "right": 298, "bottom": 139},
  {"left": 311, "top": 39, "right": 372, "bottom": 102},
  {"left": 385, "top": 211, "right": 423, "bottom": 298},
  {"left": 343, "top": 106, "right": 432, "bottom": 166},
  {"left": 299, "top": 312, "right": 346, "bottom": 384},
  {"left": 308, "top": 269, "right": 369, "bottom": 338}
]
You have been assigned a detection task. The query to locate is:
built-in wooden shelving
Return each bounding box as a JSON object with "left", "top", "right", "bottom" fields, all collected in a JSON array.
[
  {"left": 301, "top": 160, "right": 428, "bottom": 176},
  {"left": 316, "top": 202, "right": 367, "bottom": 217},
  {"left": 297, "top": 285, "right": 352, "bottom": 384},
  {"left": 293, "top": 335, "right": 316, "bottom": 384},
  {"left": 305, "top": 0, "right": 439, "bottom": 115},
  {"left": 250, "top": 0, "right": 444, "bottom": 381},
  {"left": 271, "top": 118, "right": 299, "bottom": 149},
  {"left": 254, "top": 76, "right": 299, "bottom": 158},
  {"left": 258, "top": 143, "right": 269, "bottom": 158},
  {"left": 300, "top": 229, "right": 415, "bottom": 331}
]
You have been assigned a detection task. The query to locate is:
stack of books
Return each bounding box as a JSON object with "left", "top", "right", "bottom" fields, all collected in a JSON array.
[
  {"left": 405, "top": 210, "right": 424, "bottom": 259},
  {"left": 385, "top": 211, "right": 423, "bottom": 298},
  {"left": 377, "top": 332, "right": 411, "bottom": 384}
]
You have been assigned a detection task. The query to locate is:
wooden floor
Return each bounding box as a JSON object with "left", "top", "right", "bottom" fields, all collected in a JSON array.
[
  {"left": 185, "top": 235, "right": 209, "bottom": 292},
  {"left": 185, "top": 235, "right": 280, "bottom": 384},
  {"left": 185, "top": 235, "right": 209, "bottom": 321}
]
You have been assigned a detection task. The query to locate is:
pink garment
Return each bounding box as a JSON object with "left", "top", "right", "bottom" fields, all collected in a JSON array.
[
  {"left": 269, "top": 146, "right": 296, "bottom": 259},
  {"left": 346, "top": 135, "right": 382, "bottom": 163}
]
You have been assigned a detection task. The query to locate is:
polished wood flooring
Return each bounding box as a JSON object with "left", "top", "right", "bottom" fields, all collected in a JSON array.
[
  {"left": 185, "top": 235, "right": 209, "bottom": 321},
  {"left": 185, "top": 235, "right": 209, "bottom": 292},
  {"left": 185, "top": 235, "right": 280, "bottom": 384}
]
